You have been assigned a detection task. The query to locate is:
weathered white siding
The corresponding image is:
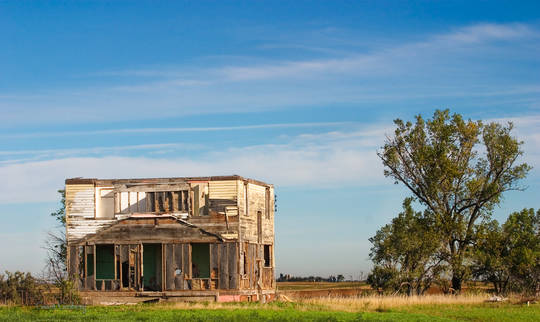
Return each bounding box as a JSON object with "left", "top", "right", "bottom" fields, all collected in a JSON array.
[
  {"left": 67, "top": 184, "right": 117, "bottom": 242},
  {"left": 208, "top": 180, "right": 237, "bottom": 200},
  {"left": 263, "top": 186, "right": 275, "bottom": 244},
  {"left": 67, "top": 219, "right": 116, "bottom": 242},
  {"left": 208, "top": 180, "right": 237, "bottom": 214},
  {"left": 240, "top": 183, "right": 267, "bottom": 243},
  {"left": 66, "top": 184, "right": 94, "bottom": 219}
]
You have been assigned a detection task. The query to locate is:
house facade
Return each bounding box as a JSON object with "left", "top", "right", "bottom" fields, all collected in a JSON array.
[{"left": 65, "top": 175, "right": 275, "bottom": 302}]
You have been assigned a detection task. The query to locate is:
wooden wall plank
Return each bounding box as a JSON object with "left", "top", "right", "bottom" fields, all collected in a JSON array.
[
  {"left": 68, "top": 246, "right": 78, "bottom": 280},
  {"left": 248, "top": 243, "right": 256, "bottom": 289},
  {"left": 219, "top": 243, "right": 229, "bottom": 289},
  {"left": 182, "top": 244, "right": 190, "bottom": 290},
  {"left": 165, "top": 244, "right": 175, "bottom": 291},
  {"left": 228, "top": 243, "right": 238, "bottom": 289},
  {"left": 210, "top": 243, "right": 219, "bottom": 280},
  {"left": 93, "top": 244, "right": 97, "bottom": 291},
  {"left": 114, "top": 245, "right": 117, "bottom": 281},
  {"left": 174, "top": 244, "right": 184, "bottom": 290},
  {"left": 85, "top": 245, "right": 92, "bottom": 290}
]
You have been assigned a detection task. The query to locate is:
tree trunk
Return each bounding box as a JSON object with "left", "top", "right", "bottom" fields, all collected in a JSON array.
[
  {"left": 492, "top": 281, "right": 499, "bottom": 295},
  {"left": 451, "top": 275, "right": 462, "bottom": 293}
]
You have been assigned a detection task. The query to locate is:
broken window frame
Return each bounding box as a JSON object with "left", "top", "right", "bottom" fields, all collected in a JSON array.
[
  {"left": 114, "top": 190, "right": 189, "bottom": 214},
  {"left": 263, "top": 245, "right": 272, "bottom": 268}
]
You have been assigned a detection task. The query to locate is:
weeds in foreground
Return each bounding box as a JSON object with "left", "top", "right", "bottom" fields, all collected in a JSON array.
[
  {"left": 121, "top": 293, "right": 532, "bottom": 314},
  {"left": 0, "top": 295, "right": 538, "bottom": 322},
  {"left": 298, "top": 294, "right": 490, "bottom": 312}
]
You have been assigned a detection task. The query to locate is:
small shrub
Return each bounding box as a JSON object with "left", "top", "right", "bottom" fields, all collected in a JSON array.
[{"left": 55, "top": 278, "right": 80, "bottom": 305}]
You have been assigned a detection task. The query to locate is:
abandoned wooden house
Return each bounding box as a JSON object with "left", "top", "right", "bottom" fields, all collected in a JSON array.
[{"left": 65, "top": 175, "right": 275, "bottom": 302}]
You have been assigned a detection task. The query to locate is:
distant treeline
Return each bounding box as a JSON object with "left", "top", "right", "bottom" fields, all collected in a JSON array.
[{"left": 277, "top": 273, "right": 346, "bottom": 282}]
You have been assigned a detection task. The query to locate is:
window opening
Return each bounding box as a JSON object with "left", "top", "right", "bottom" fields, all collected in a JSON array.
[
  {"left": 264, "top": 245, "right": 271, "bottom": 267},
  {"left": 191, "top": 243, "right": 210, "bottom": 278}
]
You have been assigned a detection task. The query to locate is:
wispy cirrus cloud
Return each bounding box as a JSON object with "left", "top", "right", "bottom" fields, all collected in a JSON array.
[
  {"left": 435, "top": 23, "right": 534, "bottom": 44},
  {"left": 1, "top": 23, "right": 539, "bottom": 126},
  {"left": 2, "top": 121, "right": 350, "bottom": 139},
  {"left": 0, "top": 143, "right": 200, "bottom": 164},
  {"left": 0, "top": 125, "right": 388, "bottom": 203},
  {"left": 218, "top": 23, "right": 537, "bottom": 81}
]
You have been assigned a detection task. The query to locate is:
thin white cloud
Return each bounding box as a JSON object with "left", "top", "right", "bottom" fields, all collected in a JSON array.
[
  {"left": 435, "top": 23, "right": 534, "bottom": 44},
  {"left": 2, "top": 122, "right": 351, "bottom": 139},
  {"left": 0, "top": 127, "right": 387, "bottom": 203},
  {"left": 0, "top": 113, "right": 538, "bottom": 205},
  {"left": 208, "top": 23, "right": 539, "bottom": 82},
  {"left": 218, "top": 55, "right": 382, "bottom": 81},
  {"left": 2, "top": 23, "right": 539, "bottom": 125},
  {"left": 112, "top": 79, "right": 212, "bottom": 92},
  {"left": 0, "top": 143, "right": 199, "bottom": 160},
  {"left": 113, "top": 23, "right": 538, "bottom": 83}
]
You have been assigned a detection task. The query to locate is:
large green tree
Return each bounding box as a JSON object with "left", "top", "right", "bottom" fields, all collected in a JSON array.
[{"left": 378, "top": 109, "right": 530, "bottom": 291}]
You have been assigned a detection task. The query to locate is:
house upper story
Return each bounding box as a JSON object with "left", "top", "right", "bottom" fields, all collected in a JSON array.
[{"left": 65, "top": 175, "right": 275, "bottom": 246}]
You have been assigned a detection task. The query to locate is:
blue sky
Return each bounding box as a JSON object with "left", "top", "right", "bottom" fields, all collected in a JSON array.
[{"left": 1, "top": 1, "right": 539, "bottom": 278}]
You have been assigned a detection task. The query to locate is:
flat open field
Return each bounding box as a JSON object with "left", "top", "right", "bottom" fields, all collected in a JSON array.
[
  {"left": 1, "top": 295, "right": 538, "bottom": 321},
  {"left": 277, "top": 281, "right": 369, "bottom": 290}
]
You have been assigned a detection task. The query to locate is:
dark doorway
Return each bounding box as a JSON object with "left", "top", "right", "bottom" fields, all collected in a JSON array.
[
  {"left": 143, "top": 244, "right": 162, "bottom": 291},
  {"left": 191, "top": 243, "right": 210, "bottom": 278},
  {"left": 96, "top": 244, "right": 115, "bottom": 279}
]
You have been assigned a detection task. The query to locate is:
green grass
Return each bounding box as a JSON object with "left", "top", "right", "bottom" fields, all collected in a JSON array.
[
  {"left": 0, "top": 301, "right": 538, "bottom": 321},
  {"left": 403, "top": 303, "right": 539, "bottom": 321}
]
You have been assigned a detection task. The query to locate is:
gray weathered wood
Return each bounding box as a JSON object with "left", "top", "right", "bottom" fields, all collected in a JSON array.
[
  {"left": 174, "top": 244, "right": 184, "bottom": 290},
  {"left": 68, "top": 246, "right": 78, "bottom": 280},
  {"left": 228, "top": 243, "right": 237, "bottom": 289},
  {"left": 210, "top": 243, "right": 219, "bottom": 281},
  {"left": 183, "top": 244, "right": 190, "bottom": 290},
  {"left": 165, "top": 244, "right": 175, "bottom": 291},
  {"left": 219, "top": 243, "right": 229, "bottom": 289},
  {"left": 193, "top": 186, "right": 200, "bottom": 216},
  {"left": 86, "top": 223, "right": 220, "bottom": 244},
  {"left": 249, "top": 243, "right": 256, "bottom": 289},
  {"left": 93, "top": 244, "right": 97, "bottom": 290}
]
